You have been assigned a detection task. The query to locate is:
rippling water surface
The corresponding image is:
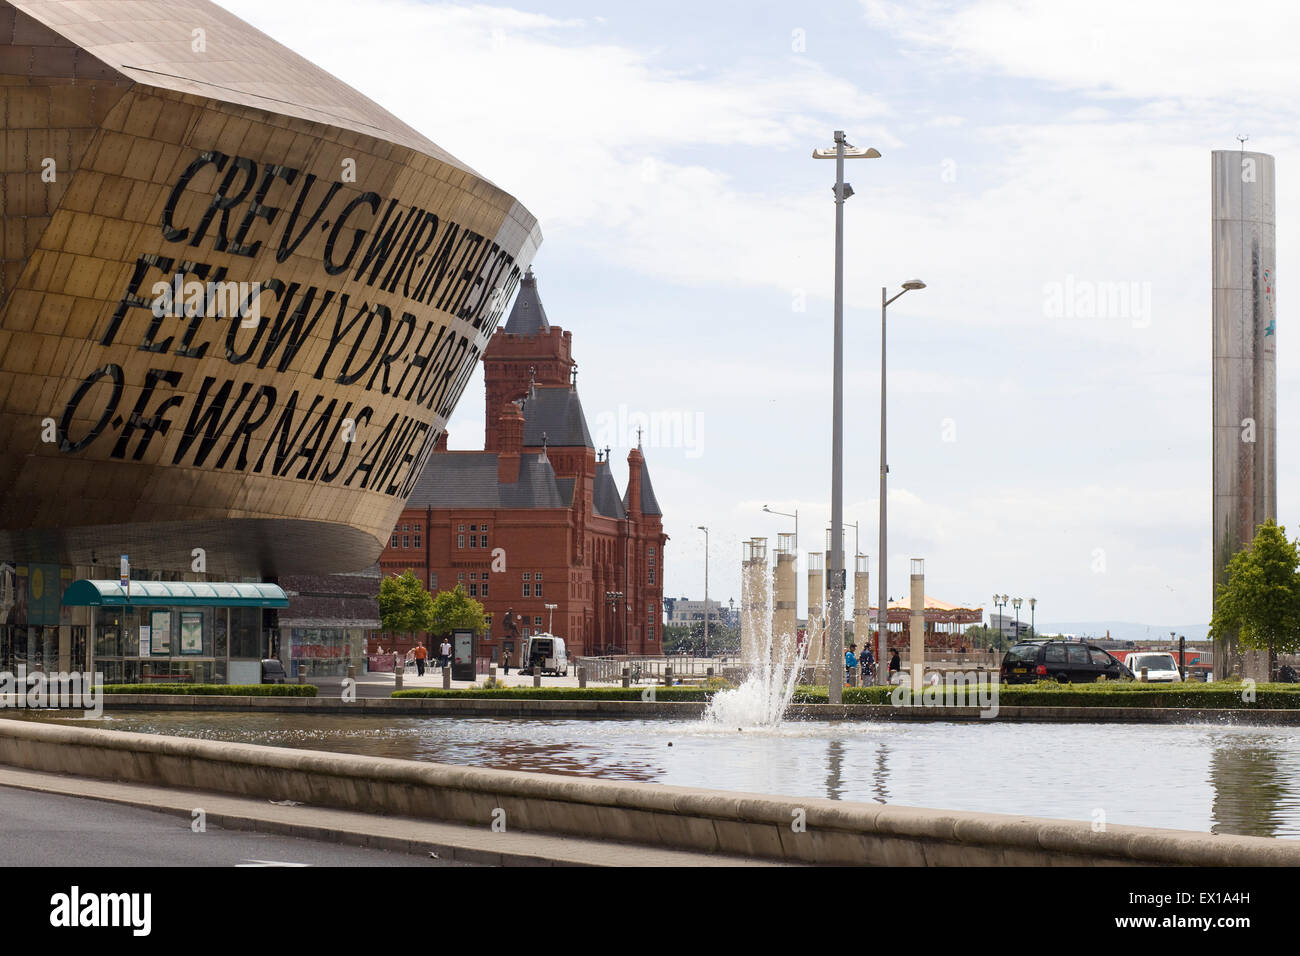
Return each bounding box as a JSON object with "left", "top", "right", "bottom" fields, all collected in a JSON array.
[{"left": 30, "top": 712, "right": 1300, "bottom": 838}]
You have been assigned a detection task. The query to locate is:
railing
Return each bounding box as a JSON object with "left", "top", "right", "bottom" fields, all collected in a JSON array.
[{"left": 572, "top": 655, "right": 741, "bottom": 683}]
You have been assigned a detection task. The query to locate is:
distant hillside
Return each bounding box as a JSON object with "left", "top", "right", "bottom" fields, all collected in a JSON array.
[{"left": 1041, "top": 621, "right": 1209, "bottom": 643}]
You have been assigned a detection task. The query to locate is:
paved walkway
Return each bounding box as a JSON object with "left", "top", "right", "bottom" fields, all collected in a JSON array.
[{"left": 0, "top": 766, "right": 785, "bottom": 867}]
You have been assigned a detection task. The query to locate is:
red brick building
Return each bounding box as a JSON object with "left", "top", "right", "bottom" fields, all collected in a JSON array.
[{"left": 377, "top": 268, "right": 666, "bottom": 662}]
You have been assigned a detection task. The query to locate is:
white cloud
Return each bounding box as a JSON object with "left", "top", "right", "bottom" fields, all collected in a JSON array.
[{"left": 862, "top": 0, "right": 1300, "bottom": 102}]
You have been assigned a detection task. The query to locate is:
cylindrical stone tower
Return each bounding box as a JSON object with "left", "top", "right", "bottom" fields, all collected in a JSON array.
[
  {"left": 806, "top": 551, "right": 825, "bottom": 678},
  {"left": 741, "top": 538, "right": 769, "bottom": 666},
  {"left": 1212, "top": 149, "right": 1277, "bottom": 679},
  {"left": 909, "top": 559, "right": 926, "bottom": 692},
  {"left": 853, "top": 554, "right": 870, "bottom": 665},
  {"left": 772, "top": 533, "right": 798, "bottom": 655}
]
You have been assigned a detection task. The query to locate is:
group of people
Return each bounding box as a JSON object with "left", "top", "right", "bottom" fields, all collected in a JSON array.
[
  {"left": 844, "top": 643, "right": 902, "bottom": 686},
  {"left": 408, "top": 639, "right": 453, "bottom": 676}
]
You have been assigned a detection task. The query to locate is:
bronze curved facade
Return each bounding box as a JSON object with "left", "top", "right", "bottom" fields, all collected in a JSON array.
[{"left": 0, "top": 0, "right": 541, "bottom": 576}]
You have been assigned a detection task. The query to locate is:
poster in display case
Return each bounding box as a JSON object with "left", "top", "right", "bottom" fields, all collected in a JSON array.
[
  {"left": 150, "top": 610, "right": 171, "bottom": 655},
  {"left": 180, "top": 612, "right": 203, "bottom": 655}
]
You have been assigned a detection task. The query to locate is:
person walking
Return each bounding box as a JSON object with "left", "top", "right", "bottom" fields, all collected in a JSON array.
[
  {"left": 413, "top": 641, "right": 427, "bottom": 676},
  {"left": 845, "top": 643, "right": 858, "bottom": 688},
  {"left": 439, "top": 638, "right": 451, "bottom": 669},
  {"left": 888, "top": 648, "right": 901, "bottom": 683},
  {"left": 860, "top": 645, "right": 875, "bottom": 685}
]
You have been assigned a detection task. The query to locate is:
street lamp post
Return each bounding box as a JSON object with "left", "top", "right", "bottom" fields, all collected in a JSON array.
[
  {"left": 1029, "top": 597, "right": 1037, "bottom": 638},
  {"left": 1012, "top": 597, "right": 1023, "bottom": 643},
  {"left": 814, "top": 131, "right": 879, "bottom": 703},
  {"left": 605, "top": 590, "right": 623, "bottom": 653},
  {"left": 698, "top": 525, "right": 710, "bottom": 656},
  {"left": 762, "top": 505, "right": 798, "bottom": 551},
  {"left": 876, "top": 280, "right": 926, "bottom": 683},
  {"left": 545, "top": 603, "right": 558, "bottom": 634}
]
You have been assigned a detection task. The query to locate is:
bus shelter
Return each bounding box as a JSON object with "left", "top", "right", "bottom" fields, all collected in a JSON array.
[{"left": 62, "top": 580, "right": 288, "bottom": 685}]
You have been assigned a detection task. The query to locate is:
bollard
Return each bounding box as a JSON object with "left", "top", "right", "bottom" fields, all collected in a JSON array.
[
  {"left": 533, "top": 669, "right": 542, "bottom": 688},
  {"left": 489, "top": 664, "right": 497, "bottom": 683},
  {"left": 578, "top": 667, "right": 587, "bottom": 688},
  {"left": 1141, "top": 667, "right": 1149, "bottom": 683},
  {"left": 346, "top": 664, "right": 356, "bottom": 680},
  {"left": 297, "top": 668, "right": 307, "bottom": 686},
  {"left": 622, "top": 667, "right": 630, "bottom": 688},
  {"left": 394, "top": 665, "right": 403, "bottom": 690},
  {"left": 706, "top": 666, "right": 714, "bottom": 678},
  {"left": 664, "top": 665, "right": 673, "bottom": 688},
  {"left": 442, "top": 665, "right": 451, "bottom": 689}
]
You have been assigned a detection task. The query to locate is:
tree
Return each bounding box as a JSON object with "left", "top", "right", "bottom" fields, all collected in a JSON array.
[
  {"left": 965, "top": 624, "right": 1010, "bottom": 651},
  {"left": 379, "top": 570, "right": 434, "bottom": 639},
  {"left": 1210, "top": 519, "right": 1300, "bottom": 679},
  {"left": 662, "top": 622, "right": 739, "bottom": 656},
  {"left": 430, "top": 584, "right": 487, "bottom": 638}
]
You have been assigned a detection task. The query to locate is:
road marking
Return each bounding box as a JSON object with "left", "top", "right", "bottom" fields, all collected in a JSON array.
[{"left": 235, "top": 859, "right": 311, "bottom": 867}]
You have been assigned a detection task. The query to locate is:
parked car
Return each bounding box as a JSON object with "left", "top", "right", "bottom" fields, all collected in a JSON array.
[
  {"left": 261, "top": 658, "right": 289, "bottom": 684},
  {"left": 1000, "top": 640, "right": 1134, "bottom": 684},
  {"left": 1121, "top": 652, "right": 1183, "bottom": 683}
]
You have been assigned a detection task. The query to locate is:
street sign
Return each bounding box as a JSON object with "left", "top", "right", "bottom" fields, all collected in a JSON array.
[{"left": 119, "top": 554, "right": 129, "bottom": 594}]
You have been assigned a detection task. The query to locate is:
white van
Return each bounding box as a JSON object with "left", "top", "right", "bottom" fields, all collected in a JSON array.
[
  {"left": 1122, "top": 652, "right": 1182, "bottom": 682},
  {"left": 522, "top": 634, "right": 568, "bottom": 677}
]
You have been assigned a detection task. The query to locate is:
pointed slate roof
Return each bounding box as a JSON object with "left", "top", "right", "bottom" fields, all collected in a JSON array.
[
  {"left": 593, "top": 460, "right": 627, "bottom": 519},
  {"left": 624, "top": 455, "right": 663, "bottom": 516},
  {"left": 503, "top": 266, "right": 550, "bottom": 335},
  {"left": 406, "top": 453, "right": 571, "bottom": 509},
  {"left": 521, "top": 386, "right": 593, "bottom": 448}
]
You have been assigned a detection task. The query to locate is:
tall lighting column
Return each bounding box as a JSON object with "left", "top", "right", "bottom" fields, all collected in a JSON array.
[
  {"left": 698, "top": 525, "right": 710, "bottom": 656},
  {"left": 813, "top": 131, "right": 880, "bottom": 703},
  {"left": 876, "top": 280, "right": 926, "bottom": 683}
]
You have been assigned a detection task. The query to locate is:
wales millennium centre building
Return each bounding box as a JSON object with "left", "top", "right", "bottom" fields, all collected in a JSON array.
[{"left": 0, "top": 0, "right": 540, "bottom": 682}]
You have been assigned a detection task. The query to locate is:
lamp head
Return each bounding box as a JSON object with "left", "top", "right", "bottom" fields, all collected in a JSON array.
[{"left": 901, "top": 279, "right": 926, "bottom": 291}]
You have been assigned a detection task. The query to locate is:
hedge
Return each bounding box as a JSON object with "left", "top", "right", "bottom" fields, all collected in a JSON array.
[
  {"left": 393, "top": 686, "right": 712, "bottom": 702},
  {"left": 100, "top": 683, "right": 317, "bottom": 697},
  {"left": 395, "top": 682, "right": 1300, "bottom": 709},
  {"left": 825, "top": 681, "right": 1300, "bottom": 709}
]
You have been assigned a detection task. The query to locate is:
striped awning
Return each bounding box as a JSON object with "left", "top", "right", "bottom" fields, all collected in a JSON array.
[{"left": 62, "top": 579, "right": 288, "bottom": 608}]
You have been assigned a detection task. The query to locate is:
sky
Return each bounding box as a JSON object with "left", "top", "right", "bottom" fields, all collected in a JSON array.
[{"left": 220, "top": 0, "right": 1300, "bottom": 632}]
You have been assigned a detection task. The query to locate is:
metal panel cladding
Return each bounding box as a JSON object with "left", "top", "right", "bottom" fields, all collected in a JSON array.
[
  {"left": 1211, "top": 148, "right": 1277, "bottom": 669},
  {"left": 0, "top": 0, "right": 541, "bottom": 577}
]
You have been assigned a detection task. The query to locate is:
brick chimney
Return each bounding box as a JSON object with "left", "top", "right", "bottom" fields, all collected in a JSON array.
[
  {"left": 497, "top": 403, "right": 524, "bottom": 483},
  {"left": 434, "top": 430, "right": 449, "bottom": 451}
]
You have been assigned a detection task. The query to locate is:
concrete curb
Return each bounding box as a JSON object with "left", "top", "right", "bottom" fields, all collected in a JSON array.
[
  {"left": 0, "top": 717, "right": 1295, "bottom": 865},
  {"left": 76, "top": 694, "right": 1300, "bottom": 724},
  {"left": 0, "top": 766, "right": 777, "bottom": 867}
]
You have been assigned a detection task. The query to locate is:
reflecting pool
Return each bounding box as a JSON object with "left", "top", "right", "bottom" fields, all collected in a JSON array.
[{"left": 30, "top": 712, "right": 1300, "bottom": 838}]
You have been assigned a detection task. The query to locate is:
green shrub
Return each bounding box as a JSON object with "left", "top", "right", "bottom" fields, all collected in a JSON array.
[
  {"left": 392, "top": 680, "right": 1300, "bottom": 709},
  {"left": 834, "top": 681, "right": 1300, "bottom": 709},
  {"left": 392, "top": 686, "right": 712, "bottom": 701},
  {"left": 100, "top": 683, "right": 317, "bottom": 697}
]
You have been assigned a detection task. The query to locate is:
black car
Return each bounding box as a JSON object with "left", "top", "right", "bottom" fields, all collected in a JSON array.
[{"left": 1000, "top": 640, "right": 1134, "bottom": 684}]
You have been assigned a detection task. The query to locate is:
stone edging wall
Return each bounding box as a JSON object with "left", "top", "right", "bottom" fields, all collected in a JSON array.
[{"left": 0, "top": 717, "right": 1295, "bottom": 866}]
